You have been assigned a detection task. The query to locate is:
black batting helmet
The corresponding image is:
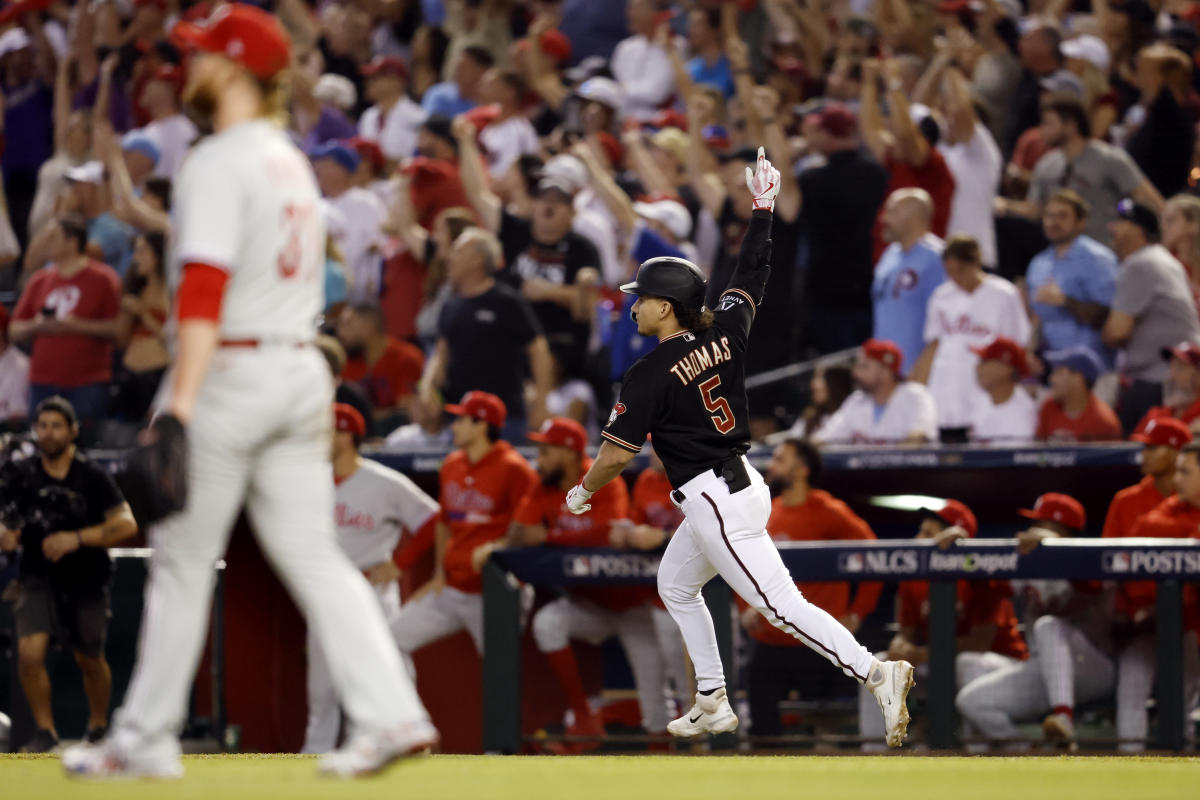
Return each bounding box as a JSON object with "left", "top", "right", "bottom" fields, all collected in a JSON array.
[{"left": 620, "top": 256, "right": 706, "bottom": 311}]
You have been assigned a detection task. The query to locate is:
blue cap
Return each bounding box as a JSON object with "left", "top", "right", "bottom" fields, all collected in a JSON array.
[
  {"left": 121, "top": 133, "right": 161, "bottom": 167},
  {"left": 1045, "top": 346, "right": 1104, "bottom": 385},
  {"left": 308, "top": 141, "right": 360, "bottom": 174}
]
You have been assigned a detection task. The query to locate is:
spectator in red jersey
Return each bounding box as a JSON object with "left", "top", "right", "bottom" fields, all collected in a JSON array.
[
  {"left": 336, "top": 303, "right": 424, "bottom": 429},
  {"left": 1131, "top": 340, "right": 1200, "bottom": 437},
  {"left": 9, "top": 214, "right": 120, "bottom": 445},
  {"left": 745, "top": 438, "right": 881, "bottom": 736},
  {"left": 1036, "top": 347, "right": 1123, "bottom": 442}
]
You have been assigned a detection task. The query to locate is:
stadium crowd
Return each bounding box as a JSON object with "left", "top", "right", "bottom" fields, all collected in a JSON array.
[{"left": 3, "top": 0, "right": 1200, "bottom": 756}]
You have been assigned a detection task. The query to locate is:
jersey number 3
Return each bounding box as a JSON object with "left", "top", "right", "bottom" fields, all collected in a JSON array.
[{"left": 698, "top": 376, "right": 735, "bottom": 434}]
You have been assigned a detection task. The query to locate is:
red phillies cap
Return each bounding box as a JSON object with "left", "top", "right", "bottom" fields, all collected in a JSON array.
[
  {"left": 1161, "top": 340, "right": 1200, "bottom": 368},
  {"left": 346, "top": 136, "right": 386, "bottom": 171},
  {"left": 515, "top": 28, "right": 572, "bottom": 65},
  {"left": 527, "top": 417, "right": 587, "bottom": 454},
  {"left": 445, "top": 391, "right": 507, "bottom": 428},
  {"left": 861, "top": 338, "right": 903, "bottom": 375},
  {"left": 361, "top": 55, "right": 408, "bottom": 80},
  {"left": 171, "top": 3, "right": 291, "bottom": 81},
  {"left": 813, "top": 103, "right": 858, "bottom": 139},
  {"left": 462, "top": 103, "right": 503, "bottom": 132},
  {"left": 971, "top": 336, "right": 1030, "bottom": 376},
  {"left": 333, "top": 403, "right": 365, "bottom": 437},
  {"left": 1132, "top": 417, "right": 1193, "bottom": 448},
  {"left": 1019, "top": 493, "right": 1086, "bottom": 531},
  {"left": 926, "top": 499, "right": 977, "bottom": 537},
  {"left": 648, "top": 109, "right": 688, "bottom": 131}
]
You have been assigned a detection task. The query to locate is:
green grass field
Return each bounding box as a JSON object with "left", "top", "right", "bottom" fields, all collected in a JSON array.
[{"left": 2, "top": 754, "right": 1199, "bottom": 800}]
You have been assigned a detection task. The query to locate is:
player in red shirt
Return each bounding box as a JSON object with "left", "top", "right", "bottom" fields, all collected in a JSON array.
[
  {"left": 1131, "top": 341, "right": 1200, "bottom": 437},
  {"left": 391, "top": 391, "right": 535, "bottom": 664},
  {"left": 337, "top": 302, "right": 425, "bottom": 421},
  {"left": 10, "top": 214, "right": 121, "bottom": 444},
  {"left": 858, "top": 499, "right": 1028, "bottom": 748},
  {"left": 744, "top": 438, "right": 882, "bottom": 736},
  {"left": 1036, "top": 347, "right": 1122, "bottom": 442}
]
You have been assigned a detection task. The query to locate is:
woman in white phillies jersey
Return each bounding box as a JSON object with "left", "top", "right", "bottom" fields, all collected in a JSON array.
[{"left": 63, "top": 5, "right": 435, "bottom": 779}]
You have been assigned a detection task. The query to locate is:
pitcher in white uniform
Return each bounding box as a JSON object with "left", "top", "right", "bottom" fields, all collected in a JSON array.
[
  {"left": 302, "top": 403, "right": 439, "bottom": 754},
  {"left": 62, "top": 5, "right": 435, "bottom": 779}
]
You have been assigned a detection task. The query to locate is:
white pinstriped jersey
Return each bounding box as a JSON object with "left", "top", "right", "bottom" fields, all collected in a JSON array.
[{"left": 334, "top": 459, "right": 438, "bottom": 570}]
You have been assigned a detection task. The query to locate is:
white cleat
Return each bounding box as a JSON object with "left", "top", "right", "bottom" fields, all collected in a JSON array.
[
  {"left": 61, "top": 740, "right": 183, "bottom": 780},
  {"left": 1042, "top": 712, "right": 1078, "bottom": 752},
  {"left": 666, "top": 687, "right": 739, "bottom": 738},
  {"left": 866, "top": 659, "right": 914, "bottom": 748},
  {"left": 318, "top": 720, "right": 439, "bottom": 778}
]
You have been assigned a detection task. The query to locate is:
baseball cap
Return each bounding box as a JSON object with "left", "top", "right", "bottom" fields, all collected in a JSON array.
[
  {"left": 650, "top": 127, "right": 688, "bottom": 164},
  {"left": 537, "top": 174, "right": 578, "bottom": 200},
  {"left": 171, "top": 3, "right": 291, "bottom": 81},
  {"left": 1038, "top": 70, "right": 1086, "bottom": 98},
  {"left": 576, "top": 77, "right": 623, "bottom": 113},
  {"left": 813, "top": 103, "right": 858, "bottom": 139},
  {"left": 0, "top": 27, "right": 31, "bottom": 59},
  {"left": 64, "top": 160, "right": 105, "bottom": 185},
  {"left": 860, "top": 338, "right": 903, "bottom": 376},
  {"left": 1132, "top": 417, "right": 1193, "bottom": 448},
  {"left": 445, "top": 391, "right": 507, "bottom": 428},
  {"left": 1161, "top": 340, "right": 1200, "bottom": 368},
  {"left": 1019, "top": 492, "right": 1086, "bottom": 532},
  {"left": 361, "top": 55, "right": 408, "bottom": 80},
  {"left": 633, "top": 197, "right": 692, "bottom": 240},
  {"left": 541, "top": 154, "right": 589, "bottom": 194},
  {"left": 1060, "top": 34, "right": 1111, "bottom": 73},
  {"left": 334, "top": 403, "right": 366, "bottom": 437},
  {"left": 122, "top": 133, "right": 162, "bottom": 167},
  {"left": 515, "top": 28, "right": 572, "bottom": 65},
  {"left": 421, "top": 114, "right": 456, "bottom": 148},
  {"left": 1115, "top": 197, "right": 1161, "bottom": 238},
  {"left": 648, "top": 109, "right": 689, "bottom": 132},
  {"left": 309, "top": 141, "right": 360, "bottom": 174},
  {"left": 314, "top": 73, "right": 357, "bottom": 111},
  {"left": 702, "top": 124, "right": 731, "bottom": 153},
  {"left": 970, "top": 336, "right": 1030, "bottom": 376},
  {"left": 923, "top": 499, "right": 978, "bottom": 537},
  {"left": 346, "top": 136, "right": 385, "bottom": 172},
  {"left": 462, "top": 103, "right": 502, "bottom": 133},
  {"left": 1045, "top": 346, "right": 1104, "bottom": 385},
  {"left": 527, "top": 417, "right": 587, "bottom": 454}
]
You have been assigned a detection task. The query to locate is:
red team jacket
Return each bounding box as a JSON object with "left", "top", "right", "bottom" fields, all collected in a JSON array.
[
  {"left": 1103, "top": 476, "right": 1170, "bottom": 618},
  {"left": 897, "top": 580, "right": 1029, "bottom": 660},
  {"left": 1128, "top": 496, "right": 1200, "bottom": 633}
]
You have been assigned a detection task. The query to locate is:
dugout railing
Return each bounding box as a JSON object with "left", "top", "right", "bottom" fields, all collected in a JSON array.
[{"left": 481, "top": 539, "right": 1200, "bottom": 753}]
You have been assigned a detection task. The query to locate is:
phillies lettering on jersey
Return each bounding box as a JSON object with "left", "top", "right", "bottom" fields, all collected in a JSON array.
[{"left": 334, "top": 459, "right": 438, "bottom": 571}]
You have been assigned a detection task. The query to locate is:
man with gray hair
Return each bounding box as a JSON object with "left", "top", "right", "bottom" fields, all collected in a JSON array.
[
  {"left": 418, "top": 229, "right": 555, "bottom": 440},
  {"left": 871, "top": 188, "right": 945, "bottom": 373}
]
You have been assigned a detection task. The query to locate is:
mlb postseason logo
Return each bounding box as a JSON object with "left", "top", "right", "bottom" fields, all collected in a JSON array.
[
  {"left": 837, "top": 550, "right": 921, "bottom": 576},
  {"left": 1102, "top": 549, "right": 1200, "bottom": 576},
  {"left": 564, "top": 553, "right": 660, "bottom": 580}
]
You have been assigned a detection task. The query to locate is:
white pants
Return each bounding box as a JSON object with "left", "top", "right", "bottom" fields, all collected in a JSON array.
[
  {"left": 651, "top": 606, "right": 692, "bottom": 716},
  {"left": 532, "top": 597, "right": 669, "bottom": 732},
  {"left": 859, "top": 649, "right": 1018, "bottom": 742},
  {"left": 1115, "top": 631, "right": 1200, "bottom": 752},
  {"left": 657, "top": 460, "right": 874, "bottom": 693},
  {"left": 303, "top": 581, "right": 415, "bottom": 753},
  {"left": 392, "top": 585, "right": 485, "bottom": 655},
  {"left": 956, "top": 616, "right": 1115, "bottom": 743},
  {"left": 111, "top": 348, "right": 429, "bottom": 759}
]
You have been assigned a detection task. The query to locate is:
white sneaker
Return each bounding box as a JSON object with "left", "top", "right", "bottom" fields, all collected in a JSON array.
[
  {"left": 61, "top": 740, "right": 183, "bottom": 780},
  {"left": 318, "top": 720, "right": 439, "bottom": 778},
  {"left": 1042, "top": 712, "right": 1078, "bottom": 751},
  {"left": 866, "top": 659, "right": 914, "bottom": 748},
  {"left": 666, "top": 687, "right": 739, "bottom": 738}
]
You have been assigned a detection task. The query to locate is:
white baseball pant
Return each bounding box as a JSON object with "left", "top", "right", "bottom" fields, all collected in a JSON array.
[
  {"left": 955, "top": 616, "right": 1115, "bottom": 743},
  {"left": 1115, "top": 632, "right": 1200, "bottom": 752},
  {"left": 650, "top": 605, "right": 692, "bottom": 716},
  {"left": 110, "top": 348, "right": 429, "bottom": 760},
  {"left": 303, "top": 581, "right": 416, "bottom": 753},
  {"left": 657, "top": 460, "right": 874, "bottom": 693},
  {"left": 392, "top": 585, "right": 485, "bottom": 656},
  {"left": 532, "top": 597, "right": 669, "bottom": 732},
  {"left": 859, "top": 649, "right": 1017, "bottom": 743}
]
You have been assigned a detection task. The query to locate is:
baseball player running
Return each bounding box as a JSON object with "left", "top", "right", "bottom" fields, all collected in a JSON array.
[
  {"left": 63, "top": 6, "right": 435, "bottom": 778},
  {"left": 302, "top": 404, "right": 439, "bottom": 754},
  {"left": 564, "top": 149, "right": 915, "bottom": 747}
]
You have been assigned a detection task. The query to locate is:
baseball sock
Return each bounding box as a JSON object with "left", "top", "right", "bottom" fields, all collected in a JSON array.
[{"left": 545, "top": 647, "right": 592, "bottom": 722}]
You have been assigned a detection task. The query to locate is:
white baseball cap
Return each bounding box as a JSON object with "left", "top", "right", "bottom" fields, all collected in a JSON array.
[
  {"left": 64, "top": 161, "right": 105, "bottom": 185},
  {"left": 577, "top": 77, "right": 624, "bottom": 114},
  {"left": 0, "top": 27, "right": 30, "bottom": 59},
  {"left": 313, "top": 73, "right": 357, "bottom": 111},
  {"left": 634, "top": 198, "right": 692, "bottom": 241},
  {"left": 1060, "top": 34, "right": 1110, "bottom": 74},
  {"left": 541, "top": 154, "right": 590, "bottom": 194}
]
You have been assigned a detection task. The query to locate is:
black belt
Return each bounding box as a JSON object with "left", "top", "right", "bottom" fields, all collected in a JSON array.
[{"left": 671, "top": 455, "right": 751, "bottom": 504}]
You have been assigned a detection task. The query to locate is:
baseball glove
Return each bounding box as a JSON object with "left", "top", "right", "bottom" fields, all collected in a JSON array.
[{"left": 117, "top": 413, "right": 190, "bottom": 529}]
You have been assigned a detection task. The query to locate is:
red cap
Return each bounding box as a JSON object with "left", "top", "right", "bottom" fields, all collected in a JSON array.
[
  {"left": 926, "top": 499, "right": 978, "bottom": 537},
  {"left": 1019, "top": 493, "right": 1086, "bottom": 531},
  {"left": 971, "top": 336, "right": 1030, "bottom": 376},
  {"left": 361, "top": 55, "right": 409, "bottom": 80},
  {"left": 527, "top": 417, "right": 587, "bottom": 454},
  {"left": 333, "top": 403, "right": 366, "bottom": 437},
  {"left": 595, "top": 131, "right": 623, "bottom": 167},
  {"left": 171, "top": 3, "right": 291, "bottom": 81},
  {"left": 814, "top": 103, "right": 858, "bottom": 138},
  {"left": 445, "top": 391, "right": 507, "bottom": 428},
  {"left": 346, "top": 136, "right": 386, "bottom": 171},
  {"left": 861, "top": 338, "right": 903, "bottom": 375},
  {"left": 1132, "top": 416, "right": 1194, "bottom": 449},
  {"left": 648, "top": 109, "right": 688, "bottom": 131},
  {"left": 516, "top": 28, "right": 572, "bottom": 65},
  {"left": 1162, "top": 340, "right": 1200, "bottom": 368},
  {"left": 462, "top": 103, "right": 502, "bottom": 132}
]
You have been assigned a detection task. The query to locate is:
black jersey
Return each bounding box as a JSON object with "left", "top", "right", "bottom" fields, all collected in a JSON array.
[{"left": 601, "top": 210, "right": 774, "bottom": 488}]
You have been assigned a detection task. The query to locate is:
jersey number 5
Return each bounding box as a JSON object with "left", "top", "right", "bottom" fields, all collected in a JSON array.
[{"left": 698, "top": 376, "right": 735, "bottom": 434}]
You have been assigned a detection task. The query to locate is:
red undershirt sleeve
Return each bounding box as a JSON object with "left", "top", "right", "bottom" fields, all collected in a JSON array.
[{"left": 176, "top": 262, "right": 230, "bottom": 323}]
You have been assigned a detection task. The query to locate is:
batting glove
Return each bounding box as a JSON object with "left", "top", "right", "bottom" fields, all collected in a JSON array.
[
  {"left": 565, "top": 484, "right": 594, "bottom": 515},
  {"left": 745, "top": 146, "right": 781, "bottom": 213}
]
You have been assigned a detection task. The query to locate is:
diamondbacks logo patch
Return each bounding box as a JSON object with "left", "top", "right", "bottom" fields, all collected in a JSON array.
[{"left": 607, "top": 402, "right": 627, "bottom": 426}]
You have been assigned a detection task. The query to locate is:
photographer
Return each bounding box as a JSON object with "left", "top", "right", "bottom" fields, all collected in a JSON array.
[{"left": 0, "top": 397, "right": 136, "bottom": 752}]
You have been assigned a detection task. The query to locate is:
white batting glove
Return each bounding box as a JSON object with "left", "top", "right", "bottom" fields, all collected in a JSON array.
[
  {"left": 565, "top": 484, "right": 594, "bottom": 515},
  {"left": 744, "top": 145, "right": 781, "bottom": 213}
]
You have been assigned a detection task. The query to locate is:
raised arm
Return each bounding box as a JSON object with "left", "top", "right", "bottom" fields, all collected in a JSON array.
[
  {"left": 884, "top": 59, "right": 928, "bottom": 165},
  {"left": 525, "top": 12, "right": 569, "bottom": 110},
  {"left": 725, "top": 148, "right": 778, "bottom": 306},
  {"left": 572, "top": 140, "right": 637, "bottom": 231},
  {"left": 683, "top": 91, "right": 726, "bottom": 217},
  {"left": 941, "top": 64, "right": 980, "bottom": 145},
  {"left": 859, "top": 60, "right": 890, "bottom": 163},
  {"left": 451, "top": 117, "right": 502, "bottom": 232},
  {"left": 752, "top": 86, "right": 800, "bottom": 222},
  {"left": 622, "top": 128, "right": 677, "bottom": 199},
  {"left": 53, "top": 52, "right": 73, "bottom": 156},
  {"left": 102, "top": 120, "right": 171, "bottom": 234},
  {"left": 384, "top": 174, "right": 431, "bottom": 260}
]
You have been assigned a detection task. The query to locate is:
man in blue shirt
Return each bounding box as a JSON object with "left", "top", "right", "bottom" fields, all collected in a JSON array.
[
  {"left": 871, "top": 188, "right": 945, "bottom": 372},
  {"left": 686, "top": 7, "right": 734, "bottom": 98},
  {"left": 1025, "top": 189, "right": 1118, "bottom": 366},
  {"left": 421, "top": 46, "right": 492, "bottom": 119}
]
